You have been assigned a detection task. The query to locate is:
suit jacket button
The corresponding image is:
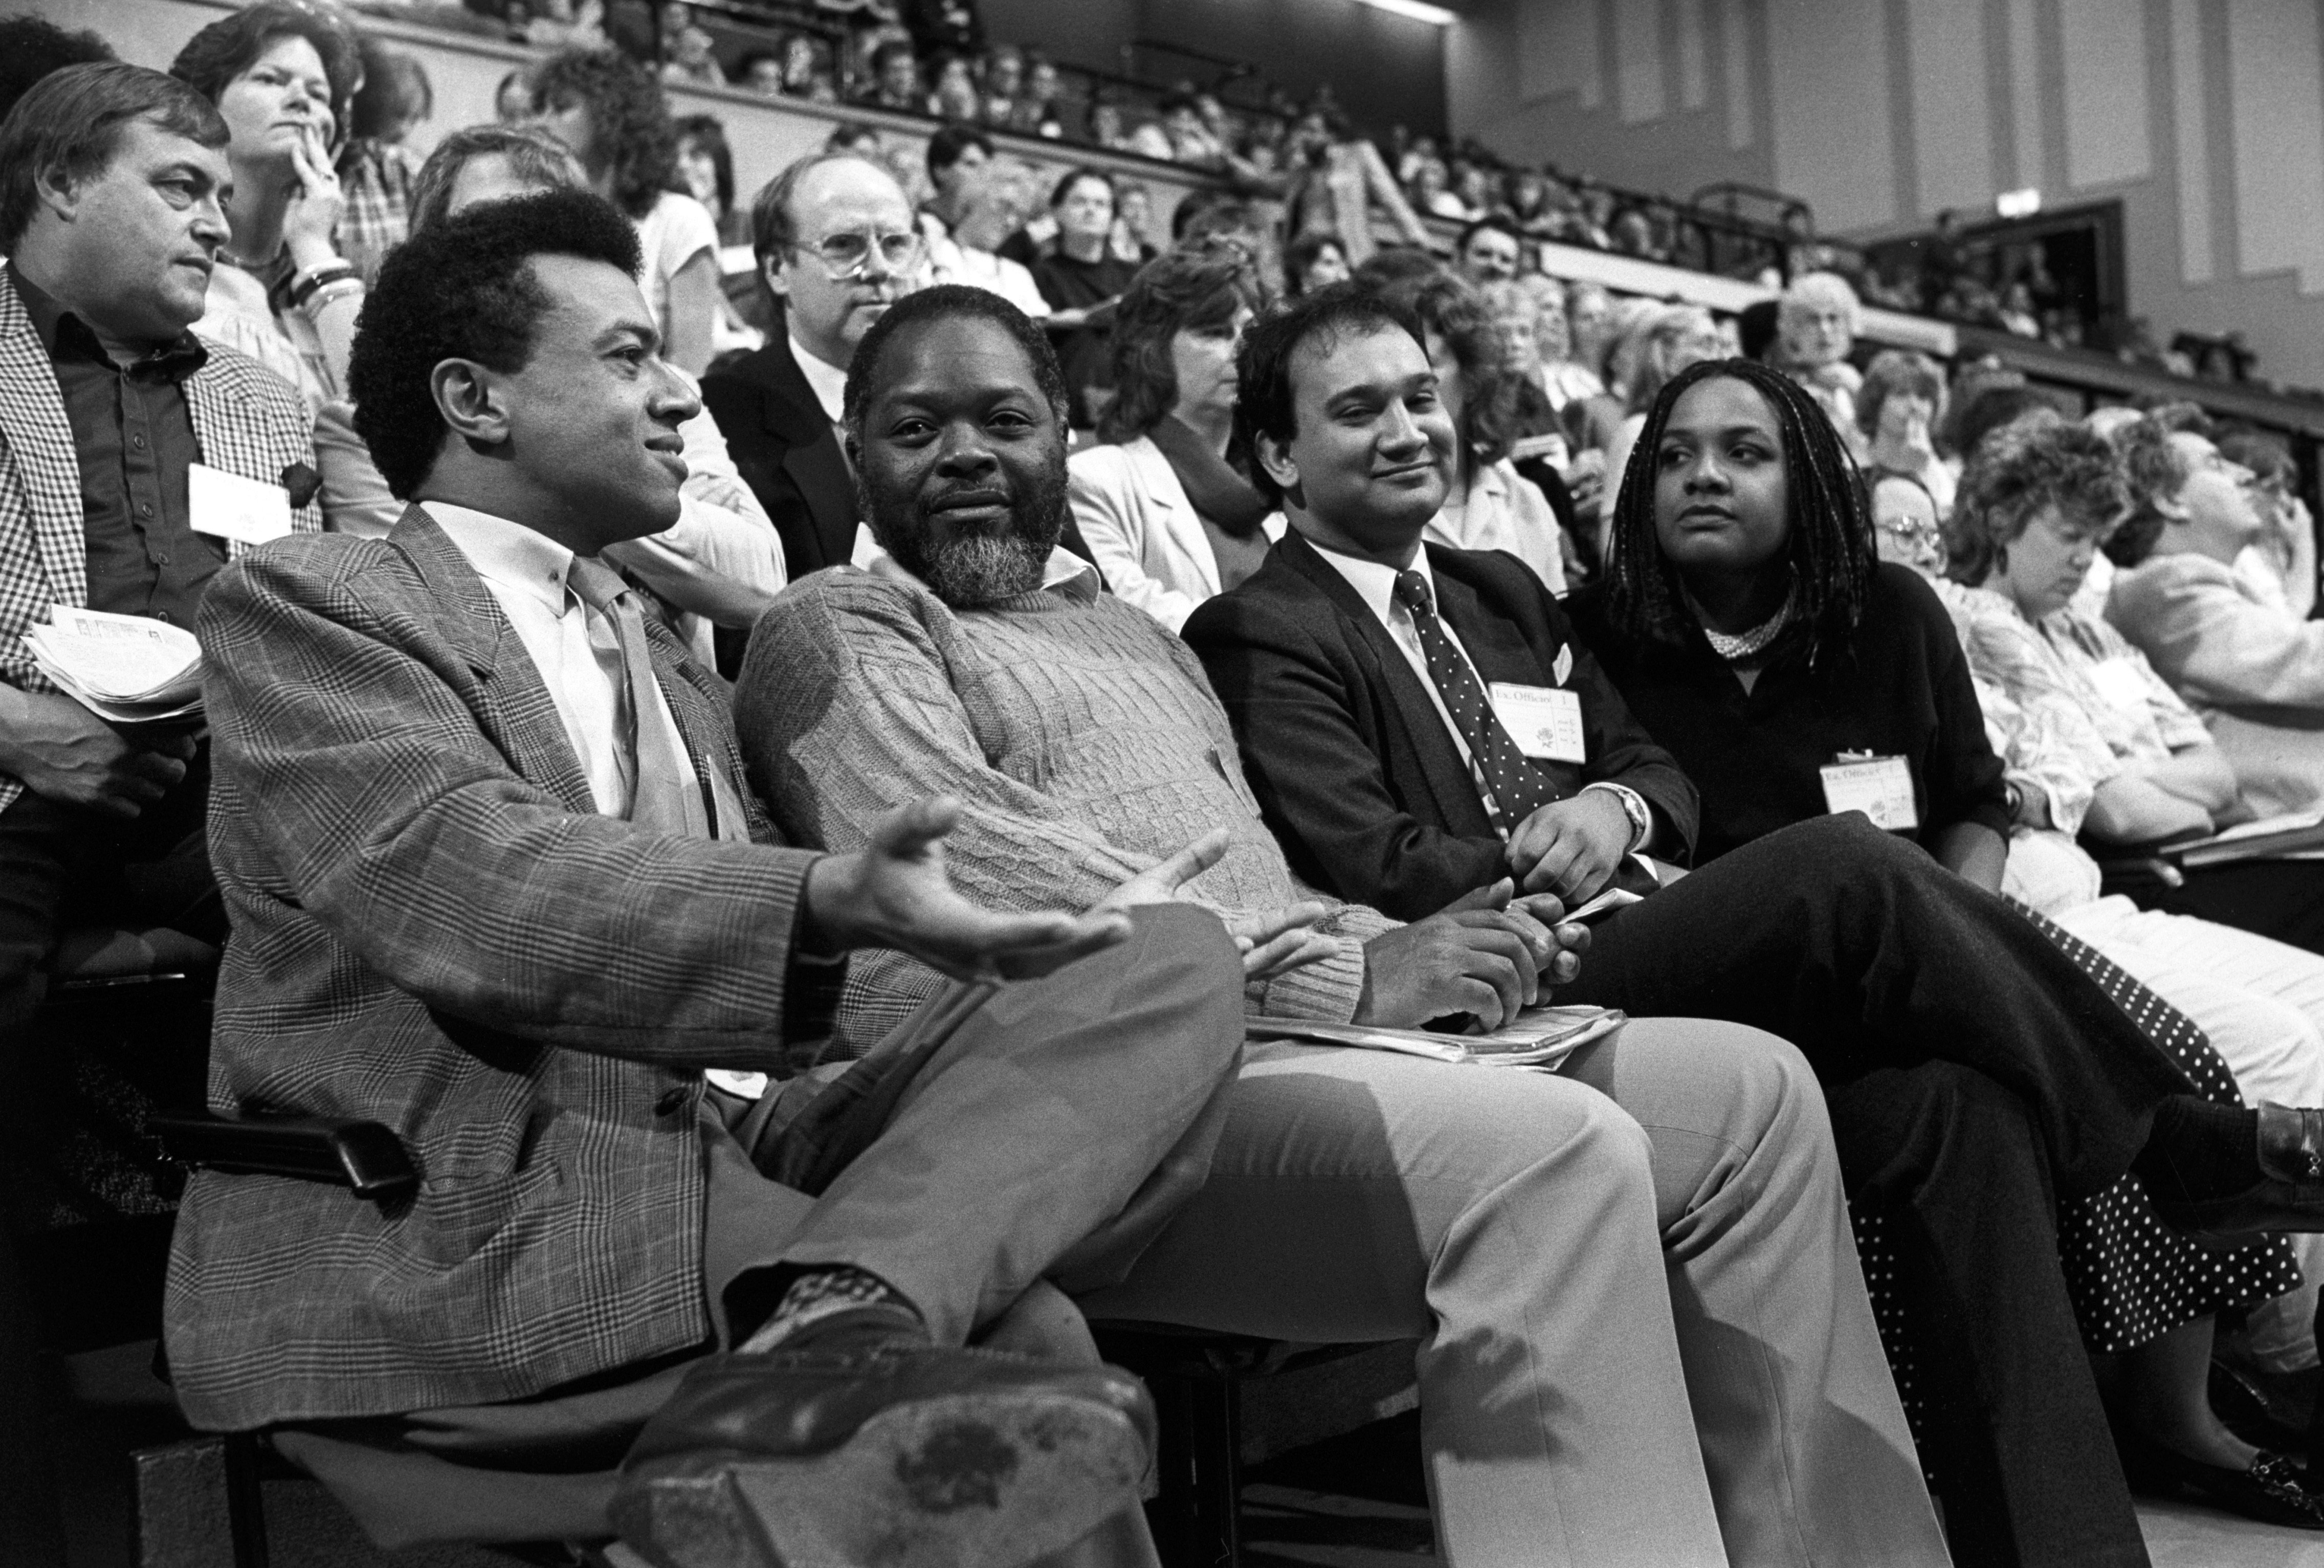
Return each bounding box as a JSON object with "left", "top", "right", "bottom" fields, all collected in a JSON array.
[{"left": 655, "top": 1087, "right": 691, "bottom": 1115}]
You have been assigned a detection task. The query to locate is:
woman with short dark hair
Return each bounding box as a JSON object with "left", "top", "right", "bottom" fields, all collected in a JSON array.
[
  {"left": 1066, "top": 247, "right": 1278, "bottom": 630},
  {"left": 170, "top": 0, "right": 364, "bottom": 412},
  {"left": 525, "top": 46, "right": 720, "bottom": 373}
]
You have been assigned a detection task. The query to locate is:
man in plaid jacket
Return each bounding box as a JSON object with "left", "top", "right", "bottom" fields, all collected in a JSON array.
[
  {"left": 0, "top": 63, "right": 319, "bottom": 1032},
  {"left": 169, "top": 187, "right": 1265, "bottom": 1568}
]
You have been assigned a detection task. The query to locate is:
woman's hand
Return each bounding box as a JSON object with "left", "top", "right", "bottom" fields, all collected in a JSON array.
[{"left": 282, "top": 123, "right": 347, "bottom": 273}]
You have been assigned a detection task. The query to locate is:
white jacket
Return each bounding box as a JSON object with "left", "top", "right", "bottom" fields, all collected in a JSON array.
[{"left": 1067, "top": 436, "right": 1285, "bottom": 633}]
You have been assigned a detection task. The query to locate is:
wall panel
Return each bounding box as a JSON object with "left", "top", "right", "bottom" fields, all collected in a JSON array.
[
  {"left": 1766, "top": 0, "right": 1896, "bottom": 228},
  {"left": 2226, "top": 0, "right": 2324, "bottom": 291},
  {"left": 2061, "top": 0, "right": 2153, "bottom": 189},
  {"left": 1906, "top": 0, "right": 1997, "bottom": 217}
]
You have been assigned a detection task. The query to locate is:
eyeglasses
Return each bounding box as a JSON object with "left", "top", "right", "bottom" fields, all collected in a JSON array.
[{"left": 785, "top": 229, "right": 924, "bottom": 280}]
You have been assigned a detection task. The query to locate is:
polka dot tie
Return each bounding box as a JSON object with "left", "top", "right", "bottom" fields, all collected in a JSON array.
[{"left": 1393, "top": 570, "right": 1562, "bottom": 821}]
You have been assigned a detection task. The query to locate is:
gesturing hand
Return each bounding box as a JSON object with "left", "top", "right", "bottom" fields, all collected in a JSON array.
[
  {"left": 802, "top": 796, "right": 1131, "bottom": 982},
  {"left": 1096, "top": 828, "right": 1335, "bottom": 981},
  {"left": 1353, "top": 878, "right": 1589, "bottom": 1030},
  {"left": 1508, "top": 791, "right": 1632, "bottom": 903},
  {"left": 0, "top": 689, "right": 191, "bottom": 819}
]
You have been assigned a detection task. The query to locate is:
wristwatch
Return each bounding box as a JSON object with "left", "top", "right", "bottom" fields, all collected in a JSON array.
[{"left": 1581, "top": 782, "right": 1653, "bottom": 854}]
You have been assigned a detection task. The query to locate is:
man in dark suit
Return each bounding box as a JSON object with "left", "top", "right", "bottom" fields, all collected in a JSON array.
[
  {"left": 1183, "top": 284, "right": 2324, "bottom": 1564},
  {"left": 700, "top": 150, "right": 904, "bottom": 578}
]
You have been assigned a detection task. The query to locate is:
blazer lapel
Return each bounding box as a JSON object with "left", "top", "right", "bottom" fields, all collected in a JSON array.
[
  {"left": 756, "top": 341, "right": 858, "bottom": 568},
  {"left": 1431, "top": 564, "right": 1548, "bottom": 689},
  {"left": 388, "top": 505, "right": 599, "bottom": 815},
  {"left": 0, "top": 269, "right": 88, "bottom": 611},
  {"left": 1130, "top": 437, "right": 1219, "bottom": 600},
  {"left": 1278, "top": 533, "right": 1489, "bottom": 835}
]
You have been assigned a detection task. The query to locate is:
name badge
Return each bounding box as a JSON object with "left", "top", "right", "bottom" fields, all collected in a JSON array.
[
  {"left": 189, "top": 463, "right": 294, "bottom": 545},
  {"left": 1820, "top": 755, "right": 1919, "bottom": 832},
  {"left": 2086, "top": 658, "right": 2150, "bottom": 711},
  {"left": 1491, "top": 682, "right": 1587, "bottom": 763}
]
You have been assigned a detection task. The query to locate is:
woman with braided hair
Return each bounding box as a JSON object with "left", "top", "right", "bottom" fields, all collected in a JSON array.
[{"left": 1567, "top": 358, "right": 2324, "bottom": 1540}]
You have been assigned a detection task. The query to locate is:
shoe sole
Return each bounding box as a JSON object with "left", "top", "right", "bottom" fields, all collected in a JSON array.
[{"left": 611, "top": 1389, "right": 1149, "bottom": 1568}]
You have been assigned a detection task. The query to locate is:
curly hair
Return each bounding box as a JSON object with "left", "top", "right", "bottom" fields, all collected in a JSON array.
[
  {"left": 1944, "top": 410, "right": 2124, "bottom": 584},
  {"left": 2104, "top": 412, "right": 2199, "bottom": 567},
  {"left": 1854, "top": 348, "right": 1945, "bottom": 441},
  {"left": 349, "top": 189, "right": 642, "bottom": 499},
  {"left": 1099, "top": 247, "right": 1266, "bottom": 444},
  {"left": 0, "top": 63, "right": 224, "bottom": 254},
  {"left": 843, "top": 284, "right": 1069, "bottom": 443},
  {"left": 408, "top": 124, "right": 585, "bottom": 235},
  {"left": 526, "top": 46, "right": 675, "bottom": 220},
  {"left": 1234, "top": 282, "right": 1426, "bottom": 509},
  {"left": 1369, "top": 268, "right": 1519, "bottom": 477},
  {"left": 168, "top": 0, "right": 361, "bottom": 152},
  {"left": 1601, "top": 358, "right": 1874, "bottom": 662}
]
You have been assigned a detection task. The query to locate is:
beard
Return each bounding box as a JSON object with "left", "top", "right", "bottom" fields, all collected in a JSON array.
[{"left": 863, "top": 453, "right": 1070, "bottom": 609}]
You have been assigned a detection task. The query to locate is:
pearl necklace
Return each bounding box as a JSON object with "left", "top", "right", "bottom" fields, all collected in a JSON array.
[{"left": 1696, "top": 580, "right": 1797, "bottom": 661}]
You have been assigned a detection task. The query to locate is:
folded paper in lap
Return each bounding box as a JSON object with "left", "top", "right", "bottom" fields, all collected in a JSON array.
[
  {"left": 1245, "top": 1004, "right": 1626, "bottom": 1071},
  {"left": 2172, "top": 808, "right": 2324, "bottom": 868},
  {"left": 25, "top": 606, "right": 205, "bottom": 724}
]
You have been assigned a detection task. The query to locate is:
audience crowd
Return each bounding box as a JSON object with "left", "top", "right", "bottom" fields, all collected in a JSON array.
[{"left": 5, "top": 5, "right": 2324, "bottom": 1567}]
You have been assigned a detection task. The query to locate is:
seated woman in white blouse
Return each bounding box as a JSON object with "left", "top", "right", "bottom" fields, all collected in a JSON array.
[
  {"left": 1915, "top": 418, "right": 2324, "bottom": 1422},
  {"left": 1066, "top": 246, "right": 1282, "bottom": 634}
]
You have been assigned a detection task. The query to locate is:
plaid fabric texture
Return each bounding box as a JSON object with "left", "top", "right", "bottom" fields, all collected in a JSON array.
[
  {"left": 333, "top": 140, "right": 419, "bottom": 288},
  {"left": 166, "top": 506, "right": 832, "bottom": 1431},
  {"left": 0, "top": 262, "right": 320, "bottom": 811}
]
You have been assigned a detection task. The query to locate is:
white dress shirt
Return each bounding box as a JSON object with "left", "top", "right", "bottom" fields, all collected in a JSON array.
[
  {"left": 791, "top": 331, "right": 848, "bottom": 417},
  {"left": 424, "top": 501, "right": 697, "bottom": 822}
]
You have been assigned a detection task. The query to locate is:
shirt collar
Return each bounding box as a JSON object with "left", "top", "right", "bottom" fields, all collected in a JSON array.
[
  {"left": 1307, "top": 536, "right": 1435, "bottom": 628},
  {"left": 8, "top": 265, "right": 207, "bottom": 380},
  {"left": 422, "top": 500, "right": 580, "bottom": 615},
  {"left": 789, "top": 332, "right": 849, "bottom": 424}
]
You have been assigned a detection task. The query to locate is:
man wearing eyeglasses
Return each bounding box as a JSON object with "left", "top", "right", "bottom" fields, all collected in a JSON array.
[{"left": 702, "top": 151, "right": 924, "bottom": 577}]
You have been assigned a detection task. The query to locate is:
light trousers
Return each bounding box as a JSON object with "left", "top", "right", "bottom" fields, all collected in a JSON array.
[
  {"left": 1081, "top": 1019, "right": 1950, "bottom": 1568},
  {"left": 2053, "top": 893, "right": 2324, "bottom": 1372}
]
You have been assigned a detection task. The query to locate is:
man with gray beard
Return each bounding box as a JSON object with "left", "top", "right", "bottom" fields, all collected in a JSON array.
[{"left": 731, "top": 284, "right": 1950, "bottom": 1567}]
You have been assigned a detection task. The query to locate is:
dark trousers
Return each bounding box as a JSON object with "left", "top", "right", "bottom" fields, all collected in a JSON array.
[
  {"left": 2123, "top": 859, "right": 2324, "bottom": 956},
  {"left": 0, "top": 745, "right": 222, "bottom": 1032},
  {"left": 1827, "top": 1064, "right": 2149, "bottom": 1568},
  {"left": 1561, "top": 814, "right": 2194, "bottom": 1200}
]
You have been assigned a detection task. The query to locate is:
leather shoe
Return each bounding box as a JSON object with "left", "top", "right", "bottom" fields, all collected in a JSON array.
[
  {"left": 2120, "top": 1434, "right": 2324, "bottom": 1531},
  {"left": 2151, "top": 1104, "right": 2324, "bottom": 1246},
  {"left": 609, "top": 1344, "right": 1156, "bottom": 1568}
]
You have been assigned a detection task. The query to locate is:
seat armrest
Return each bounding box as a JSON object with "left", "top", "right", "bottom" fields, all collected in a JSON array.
[{"left": 151, "top": 1109, "right": 418, "bottom": 1200}]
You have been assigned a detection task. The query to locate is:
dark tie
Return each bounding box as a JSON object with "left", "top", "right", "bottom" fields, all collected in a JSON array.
[
  {"left": 1393, "top": 569, "right": 1562, "bottom": 822},
  {"left": 566, "top": 557, "right": 711, "bottom": 837}
]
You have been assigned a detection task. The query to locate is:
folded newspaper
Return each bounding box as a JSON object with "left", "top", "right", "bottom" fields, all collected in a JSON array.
[
  {"left": 2171, "top": 808, "right": 2324, "bottom": 868},
  {"left": 24, "top": 606, "right": 205, "bottom": 725},
  {"left": 1245, "top": 1004, "right": 1626, "bottom": 1070}
]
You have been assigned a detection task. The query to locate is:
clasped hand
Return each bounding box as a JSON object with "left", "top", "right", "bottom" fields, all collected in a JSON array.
[
  {"left": 1354, "top": 879, "right": 1589, "bottom": 1030},
  {"left": 800, "top": 798, "right": 1331, "bottom": 984}
]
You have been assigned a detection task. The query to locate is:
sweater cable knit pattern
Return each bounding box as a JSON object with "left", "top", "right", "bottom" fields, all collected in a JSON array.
[{"left": 736, "top": 567, "right": 1393, "bottom": 1050}]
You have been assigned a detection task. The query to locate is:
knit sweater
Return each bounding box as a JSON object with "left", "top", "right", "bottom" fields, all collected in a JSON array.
[{"left": 736, "top": 564, "right": 1393, "bottom": 1049}]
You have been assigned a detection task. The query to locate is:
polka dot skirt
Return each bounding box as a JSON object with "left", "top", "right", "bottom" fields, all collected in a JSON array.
[{"left": 1852, "top": 900, "right": 2303, "bottom": 1457}]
